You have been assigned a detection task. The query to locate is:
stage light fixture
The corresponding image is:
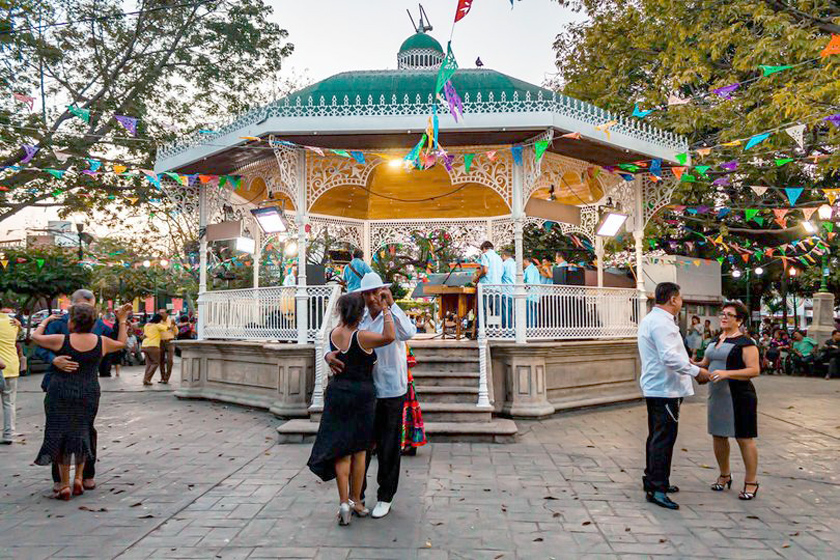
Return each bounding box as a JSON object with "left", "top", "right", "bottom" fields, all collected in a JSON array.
[
  {"left": 250, "top": 206, "right": 288, "bottom": 234},
  {"left": 595, "top": 212, "right": 628, "bottom": 237},
  {"left": 235, "top": 237, "right": 255, "bottom": 254}
]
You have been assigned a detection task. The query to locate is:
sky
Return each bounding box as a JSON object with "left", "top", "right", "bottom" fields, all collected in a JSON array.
[
  {"left": 270, "top": 0, "right": 579, "bottom": 87},
  {"left": 0, "top": 0, "right": 580, "bottom": 243}
]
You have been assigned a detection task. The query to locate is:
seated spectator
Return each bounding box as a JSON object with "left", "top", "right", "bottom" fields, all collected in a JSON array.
[
  {"left": 790, "top": 330, "right": 818, "bottom": 375},
  {"left": 822, "top": 329, "right": 840, "bottom": 380}
]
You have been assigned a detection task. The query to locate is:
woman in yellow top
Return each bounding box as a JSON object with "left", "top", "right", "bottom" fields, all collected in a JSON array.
[{"left": 141, "top": 314, "right": 170, "bottom": 386}]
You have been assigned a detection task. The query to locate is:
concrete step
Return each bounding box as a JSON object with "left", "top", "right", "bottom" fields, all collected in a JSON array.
[
  {"left": 419, "top": 402, "right": 492, "bottom": 423},
  {"left": 414, "top": 385, "right": 479, "bottom": 404},
  {"left": 412, "top": 358, "right": 480, "bottom": 374},
  {"left": 277, "top": 418, "right": 517, "bottom": 444},
  {"left": 412, "top": 370, "right": 480, "bottom": 388}
]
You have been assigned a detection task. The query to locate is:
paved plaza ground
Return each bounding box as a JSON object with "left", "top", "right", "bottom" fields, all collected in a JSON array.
[{"left": 1, "top": 364, "right": 838, "bottom": 560}]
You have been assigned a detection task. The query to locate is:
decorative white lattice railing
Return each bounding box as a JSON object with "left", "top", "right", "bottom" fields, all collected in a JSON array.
[
  {"left": 477, "top": 284, "right": 642, "bottom": 341},
  {"left": 198, "top": 285, "right": 336, "bottom": 341}
]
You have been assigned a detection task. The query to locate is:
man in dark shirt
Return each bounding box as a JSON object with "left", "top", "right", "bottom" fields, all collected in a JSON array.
[
  {"left": 823, "top": 329, "right": 840, "bottom": 380},
  {"left": 34, "top": 289, "right": 113, "bottom": 492}
]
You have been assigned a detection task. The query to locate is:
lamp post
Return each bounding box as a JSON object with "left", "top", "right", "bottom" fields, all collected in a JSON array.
[{"left": 818, "top": 204, "right": 833, "bottom": 292}]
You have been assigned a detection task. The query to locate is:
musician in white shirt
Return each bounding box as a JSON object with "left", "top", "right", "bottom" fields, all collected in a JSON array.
[{"left": 637, "top": 282, "right": 711, "bottom": 510}]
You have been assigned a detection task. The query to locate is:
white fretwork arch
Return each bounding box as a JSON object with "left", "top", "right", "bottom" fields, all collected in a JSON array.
[
  {"left": 308, "top": 215, "right": 365, "bottom": 250},
  {"left": 445, "top": 148, "right": 513, "bottom": 208},
  {"left": 369, "top": 218, "right": 492, "bottom": 256},
  {"left": 306, "top": 152, "right": 384, "bottom": 211}
]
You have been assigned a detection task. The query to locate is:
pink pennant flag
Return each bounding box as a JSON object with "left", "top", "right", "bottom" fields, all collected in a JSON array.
[
  {"left": 667, "top": 93, "right": 690, "bottom": 106},
  {"left": 114, "top": 115, "right": 138, "bottom": 136},
  {"left": 304, "top": 146, "right": 325, "bottom": 157},
  {"left": 750, "top": 186, "right": 768, "bottom": 197},
  {"left": 561, "top": 131, "right": 582, "bottom": 140},
  {"left": 801, "top": 207, "right": 818, "bottom": 221},
  {"left": 13, "top": 92, "right": 35, "bottom": 110},
  {"left": 486, "top": 150, "right": 497, "bottom": 162}
]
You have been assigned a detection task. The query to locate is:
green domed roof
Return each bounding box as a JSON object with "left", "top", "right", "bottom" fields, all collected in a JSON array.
[{"left": 398, "top": 32, "right": 443, "bottom": 54}]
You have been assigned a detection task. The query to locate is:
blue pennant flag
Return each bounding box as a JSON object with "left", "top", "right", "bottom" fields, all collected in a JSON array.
[{"left": 511, "top": 146, "right": 523, "bottom": 165}]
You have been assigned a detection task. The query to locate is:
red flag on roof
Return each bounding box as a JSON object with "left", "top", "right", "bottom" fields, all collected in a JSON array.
[{"left": 454, "top": 0, "right": 474, "bottom": 22}]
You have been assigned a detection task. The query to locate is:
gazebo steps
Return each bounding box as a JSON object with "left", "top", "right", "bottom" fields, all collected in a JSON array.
[
  {"left": 277, "top": 418, "right": 518, "bottom": 444},
  {"left": 412, "top": 370, "right": 481, "bottom": 387},
  {"left": 417, "top": 402, "right": 492, "bottom": 423},
  {"left": 414, "top": 385, "right": 479, "bottom": 403}
]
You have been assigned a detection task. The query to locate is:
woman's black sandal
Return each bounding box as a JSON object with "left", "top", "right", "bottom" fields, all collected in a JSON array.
[
  {"left": 711, "top": 474, "right": 732, "bottom": 491},
  {"left": 739, "top": 481, "right": 759, "bottom": 500}
]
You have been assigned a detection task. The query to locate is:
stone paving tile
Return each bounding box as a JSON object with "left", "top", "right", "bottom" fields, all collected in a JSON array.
[{"left": 1, "top": 367, "right": 839, "bottom": 559}]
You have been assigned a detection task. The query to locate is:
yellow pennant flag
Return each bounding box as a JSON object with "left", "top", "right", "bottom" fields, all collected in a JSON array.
[
  {"left": 714, "top": 234, "right": 724, "bottom": 245},
  {"left": 595, "top": 120, "right": 618, "bottom": 139},
  {"left": 127, "top": 197, "right": 139, "bottom": 205},
  {"left": 113, "top": 164, "right": 127, "bottom": 174},
  {"left": 720, "top": 140, "right": 742, "bottom": 147},
  {"left": 824, "top": 189, "right": 840, "bottom": 205},
  {"left": 0, "top": 259, "right": 7, "bottom": 269}
]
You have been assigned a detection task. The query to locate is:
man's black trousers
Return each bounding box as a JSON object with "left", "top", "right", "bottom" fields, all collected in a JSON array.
[
  {"left": 361, "top": 393, "right": 406, "bottom": 503},
  {"left": 643, "top": 397, "right": 682, "bottom": 493}
]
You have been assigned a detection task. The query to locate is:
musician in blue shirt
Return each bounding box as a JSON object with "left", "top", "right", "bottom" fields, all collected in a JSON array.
[{"left": 342, "top": 250, "right": 373, "bottom": 293}]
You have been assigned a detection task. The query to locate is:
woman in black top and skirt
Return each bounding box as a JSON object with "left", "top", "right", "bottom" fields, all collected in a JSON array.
[
  {"left": 32, "top": 303, "right": 130, "bottom": 500},
  {"left": 692, "top": 301, "right": 761, "bottom": 500},
  {"left": 308, "top": 292, "right": 395, "bottom": 525}
]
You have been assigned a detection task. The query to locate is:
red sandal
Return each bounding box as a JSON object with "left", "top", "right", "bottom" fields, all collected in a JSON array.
[
  {"left": 73, "top": 480, "right": 84, "bottom": 496},
  {"left": 56, "top": 485, "right": 72, "bottom": 501}
]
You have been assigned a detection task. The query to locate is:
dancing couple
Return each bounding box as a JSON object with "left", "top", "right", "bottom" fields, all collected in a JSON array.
[
  {"left": 308, "top": 272, "right": 417, "bottom": 525},
  {"left": 639, "top": 283, "right": 761, "bottom": 510}
]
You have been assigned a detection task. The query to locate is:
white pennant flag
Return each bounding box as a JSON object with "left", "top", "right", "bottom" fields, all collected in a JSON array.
[
  {"left": 750, "top": 186, "right": 769, "bottom": 197},
  {"left": 785, "top": 124, "right": 806, "bottom": 149},
  {"left": 667, "top": 93, "right": 691, "bottom": 106},
  {"left": 53, "top": 150, "right": 72, "bottom": 163}
]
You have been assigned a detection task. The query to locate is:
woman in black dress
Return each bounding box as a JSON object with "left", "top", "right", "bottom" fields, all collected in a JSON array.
[
  {"left": 692, "top": 301, "right": 761, "bottom": 500},
  {"left": 32, "top": 303, "right": 129, "bottom": 500},
  {"left": 308, "top": 292, "right": 395, "bottom": 525}
]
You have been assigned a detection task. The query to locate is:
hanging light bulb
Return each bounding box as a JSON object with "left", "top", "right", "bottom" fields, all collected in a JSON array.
[
  {"left": 754, "top": 267, "right": 764, "bottom": 276},
  {"left": 789, "top": 267, "right": 797, "bottom": 277},
  {"left": 732, "top": 269, "right": 742, "bottom": 278}
]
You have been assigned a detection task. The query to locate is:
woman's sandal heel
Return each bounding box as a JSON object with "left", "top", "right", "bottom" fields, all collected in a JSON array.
[
  {"left": 711, "top": 474, "right": 732, "bottom": 491},
  {"left": 739, "top": 481, "right": 759, "bottom": 500}
]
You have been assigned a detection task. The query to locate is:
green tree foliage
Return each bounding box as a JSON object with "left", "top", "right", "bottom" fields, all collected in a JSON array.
[
  {"left": 0, "top": 246, "right": 91, "bottom": 313},
  {"left": 0, "top": 0, "right": 294, "bottom": 223},
  {"left": 552, "top": 0, "right": 840, "bottom": 298}
]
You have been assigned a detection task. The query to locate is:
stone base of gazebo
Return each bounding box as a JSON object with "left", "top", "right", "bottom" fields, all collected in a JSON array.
[{"left": 174, "top": 337, "right": 640, "bottom": 443}]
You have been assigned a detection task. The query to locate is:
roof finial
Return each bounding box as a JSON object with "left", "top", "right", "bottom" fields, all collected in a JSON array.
[{"left": 407, "top": 4, "right": 433, "bottom": 34}]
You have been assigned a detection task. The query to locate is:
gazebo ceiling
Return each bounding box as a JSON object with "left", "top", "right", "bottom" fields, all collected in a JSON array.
[{"left": 309, "top": 164, "right": 510, "bottom": 220}]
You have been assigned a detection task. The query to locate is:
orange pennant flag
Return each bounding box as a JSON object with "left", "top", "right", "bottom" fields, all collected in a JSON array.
[
  {"left": 695, "top": 148, "right": 713, "bottom": 158},
  {"left": 113, "top": 164, "right": 127, "bottom": 174},
  {"left": 775, "top": 217, "right": 788, "bottom": 228},
  {"left": 821, "top": 35, "right": 840, "bottom": 58},
  {"left": 561, "top": 132, "right": 582, "bottom": 140},
  {"left": 829, "top": 232, "right": 837, "bottom": 241},
  {"left": 773, "top": 208, "right": 790, "bottom": 220},
  {"left": 671, "top": 167, "right": 686, "bottom": 180},
  {"left": 742, "top": 253, "right": 750, "bottom": 263},
  {"left": 199, "top": 174, "right": 217, "bottom": 184}
]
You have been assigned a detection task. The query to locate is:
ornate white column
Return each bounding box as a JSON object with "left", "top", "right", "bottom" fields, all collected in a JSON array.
[
  {"left": 363, "top": 221, "right": 371, "bottom": 263},
  {"left": 252, "top": 227, "right": 261, "bottom": 289},
  {"left": 595, "top": 235, "right": 605, "bottom": 288},
  {"left": 633, "top": 177, "right": 647, "bottom": 319},
  {"left": 197, "top": 183, "right": 208, "bottom": 340},
  {"left": 512, "top": 159, "right": 527, "bottom": 344},
  {"left": 295, "top": 148, "right": 309, "bottom": 344}
]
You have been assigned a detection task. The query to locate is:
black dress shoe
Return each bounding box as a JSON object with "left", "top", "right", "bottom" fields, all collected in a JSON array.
[
  {"left": 668, "top": 485, "right": 679, "bottom": 493},
  {"left": 646, "top": 491, "right": 679, "bottom": 510}
]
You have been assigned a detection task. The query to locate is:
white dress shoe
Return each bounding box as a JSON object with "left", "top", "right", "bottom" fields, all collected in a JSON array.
[
  {"left": 337, "top": 502, "right": 352, "bottom": 526},
  {"left": 371, "top": 501, "right": 392, "bottom": 519}
]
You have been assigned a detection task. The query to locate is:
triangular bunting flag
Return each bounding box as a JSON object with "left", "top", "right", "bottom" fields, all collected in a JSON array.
[
  {"left": 632, "top": 104, "right": 654, "bottom": 118},
  {"left": 349, "top": 151, "right": 366, "bottom": 165},
  {"left": 13, "top": 92, "right": 35, "bottom": 110},
  {"left": 511, "top": 146, "right": 523, "bottom": 165},
  {"left": 785, "top": 187, "right": 803, "bottom": 206},
  {"left": 36, "top": 258, "right": 45, "bottom": 269},
  {"left": 775, "top": 158, "right": 794, "bottom": 167},
  {"left": 694, "top": 165, "right": 711, "bottom": 177},
  {"left": 773, "top": 208, "right": 790, "bottom": 220},
  {"left": 463, "top": 153, "right": 475, "bottom": 173},
  {"left": 750, "top": 186, "right": 768, "bottom": 197},
  {"left": 45, "top": 169, "right": 66, "bottom": 180},
  {"left": 304, "top": 146, "right": 325, "bottom": 157},
  {"left": 594, "top": 120, "right": 618, "bottom": 139},
  {"left": 68, "top": 105, "right": 91, "bottom": 123},
  {"left": 114, "top": 115, "right": 138, "bottom": 136},
  {"left": 785, "top": 124, "right": 806, "bottom": 149},
  {"left": 696, "top": 147, "right": 712, "bottom": 158},
  {"left": 802, "top": 207, "right": 818, "bottom": 221},
  {"left": 560, "top": 131, "right": 581, "bottom": 140},
  {"left": 759, "top": 64, "right": 793, "bottom": 76},
  {"left": 671, "top": 167, "right": 686, "bottom": 180},
  {"left": 113, "top": 164, "right": 127, "bottom": 174},
  {"left": 485, "top": 150, "right": 497, "bottom": 162},
  {"left": 755, "top": 217, "right": 765, "bottom": 226},
  {"left": 745, "top": 132, "right": 772, "bottom": 150},
  {"left": 745, "top": 209, "right": 760, "bottom": 222},
  {"left": 534, "top": 140, "right": 550, "bottom": 162},
  {"left": 675, "top": 153, "right": 688, "bottom": 165},
  {"left": 824, "top": 189, "right": 840, "bottom": 205},
  {"left": 821, "top": 35, "right": 840, "bottom": 58},
  {"left": 667, "top": 93, "right": 690, "bottom": 106},
  {"left": 331, "top": 149, "right": 351, "bottom": 158}
]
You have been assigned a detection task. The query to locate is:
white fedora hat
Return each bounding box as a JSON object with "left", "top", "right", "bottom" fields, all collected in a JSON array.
[{"left": 352, "top": 272, "right": 390, "bottom": 293}]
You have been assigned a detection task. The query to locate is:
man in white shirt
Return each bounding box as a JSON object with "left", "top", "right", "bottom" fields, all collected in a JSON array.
[
  {"left": 500, "top": 249, "right": 516, "bottom": 329},
  {"left": 474, "top": 241, "right": 504, "bottom": 331},
  {"left": 637, "top": 282, "right": 710, "bottom": 510},
  {"left": 326, "top": 272, "right": 417, "bottom": 519}
]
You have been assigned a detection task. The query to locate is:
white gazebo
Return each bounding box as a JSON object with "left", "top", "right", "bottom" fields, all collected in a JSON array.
[{"left": 156, "top": 28, "right": 687, "bottom": 440}]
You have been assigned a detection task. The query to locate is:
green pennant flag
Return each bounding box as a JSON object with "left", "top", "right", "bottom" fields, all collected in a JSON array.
[
  {"left": 695, "top": 165, "right": 711, "bottom": 177},
  {"left": 534, "top": 140, "right": 550, "bottom": 162},
  {"left": 68, "top": 105, "right": 91, "bottom": 123},
  {"left": 164, "top": 171, "right": 181, "bottom": 183},
  {"left": 745, "top": 209, "right": 759, "bottom": 221},
  {"left": 45, "top": 169, "right": 66, "bottom": 180},
  {"left": 331, "top": 149, "right": 351, "bottom": 158},
  {"left": 36, "top": 258, "right": 45, "bottom": 269},
  {"left": 759, "top": 64, "right": 793, "bottom": 76},
  {"left": 775, "top": 158, "right": 794, "bottom": 167},
  {"left": 755, "top": 216, "right": 764, "bottom": 226},
  {"left": 464, "top": 153, "right": 475, "bottom": 173},
  {"left": 618, "top": 163, "right": 640, "bottom": 172},
  {"left": 680, "top": 172, "right": 696, "bottom": 182},
  {"left": 435, "top": 43, "right": 458, "bottom": 95},
  {"left": 825, "top": 222, "right": 835, "bottom": 233},
  {"left": 219, "top": 176, "right": 229, "bottom": 188},
  {"left": 229, "top": 176, "right": 242, "bottom": 190},
  {"left": 675, "top": 153, "right": 688, "bottom": 165},
  {"left": 648, "top": 239, "right": 656, "bottom": 250},
  {"left": 716, "top": 257, "right": 725, "bottom": 264}
]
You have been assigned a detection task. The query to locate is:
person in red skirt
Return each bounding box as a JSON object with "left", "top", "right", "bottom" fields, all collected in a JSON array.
[{"left": 401, "top": 346, "right": 427, "bottom": 456}]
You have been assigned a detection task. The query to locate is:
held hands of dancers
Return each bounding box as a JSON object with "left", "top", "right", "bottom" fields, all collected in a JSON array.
[{"left": 695, "top": 368, "right": 712, "bottom": 384}]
